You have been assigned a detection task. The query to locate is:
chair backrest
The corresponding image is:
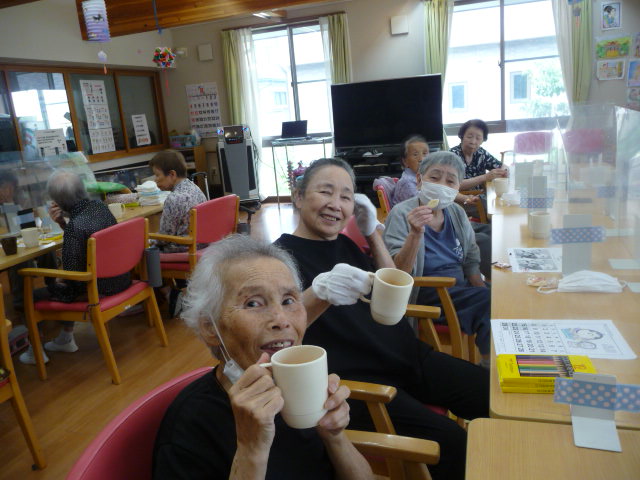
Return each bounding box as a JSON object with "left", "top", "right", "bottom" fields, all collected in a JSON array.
[
  {"left": 562, "top": 128, "right": 604, "bottom": 155},
  {"left": 66, "top": 367, "right": 210, "bottom": 480},
  {"left": 373, "top": 176, "right": 398, "bottom": 213},
  {"left": 194, "top": 195, "right": 239, "bottom": 244},
  {"left": 340, "top": 215, "right": 370, "bottom": 255},
  {"left": 91, "top": 217, "right": 146, "bottom": 278},
  {"left": 514, "top": 131, "right": 553, "bottom": 155}
]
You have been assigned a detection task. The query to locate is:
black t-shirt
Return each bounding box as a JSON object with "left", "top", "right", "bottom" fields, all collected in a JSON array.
[
  {"left": 153, "top": 368, "right": 335, "bottom": 480},
  {"left": 275, "top": 234, "right": 426, "bottom": 388}
]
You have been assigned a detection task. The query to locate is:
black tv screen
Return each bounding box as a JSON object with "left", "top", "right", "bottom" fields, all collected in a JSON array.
[{"left": 331, "top": 74, "right": 443, "bottom": 150}]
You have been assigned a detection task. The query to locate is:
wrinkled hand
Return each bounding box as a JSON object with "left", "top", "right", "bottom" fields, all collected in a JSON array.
[
  {"left": 407, "top": 205, "right": 435, "bottom": 234},
  {"left": 487, "top": 168, "right": 508, "bottom": 181},
  {"left": 317, "top": 374, "right": 351, "bottom": 439},
  {"left": 463, "top": 195, "right": 480, "bottom": 205},
  {"left": 354, "top": 193, "right": 382, "bottom": 237},
  {"left": 229, "top": 353, "right": 283, "bottom": 455},
  {"left": 312, "top": 263, "right": 373, "bottom": 305},
  {"left": 48, "top": 202, "right": 66, "bottom": 229}
]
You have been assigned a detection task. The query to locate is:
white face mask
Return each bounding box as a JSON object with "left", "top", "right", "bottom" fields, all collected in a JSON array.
[
  {"left": 419, "top": 182, "right": 458, "bottom": 210},
  {"left": 212, "top": 321, "right": 245, "bottom": 384},
  {"left": 538, "top": 270, "right": 625, "bottom": 294}
]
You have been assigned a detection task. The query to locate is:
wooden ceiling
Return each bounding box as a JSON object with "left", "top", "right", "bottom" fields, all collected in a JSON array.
[
  {"left": 74, "top": 0, "right": 323, "bottom": 39},
  {"left": 0, "top": 0, "right": 40, "bottom": 7}
]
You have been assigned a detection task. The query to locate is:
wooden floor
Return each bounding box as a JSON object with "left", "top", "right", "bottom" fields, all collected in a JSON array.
[{"left": 0, "top": 202, "right": 298, "bottom": 479}]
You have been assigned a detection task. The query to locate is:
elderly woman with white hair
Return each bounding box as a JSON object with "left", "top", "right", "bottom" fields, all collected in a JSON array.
[
  {"left": 383, "top": 151, "right": 491, "bottom": 364},
  {"left": 153, "top": 234, "right": 372, "bottom": 480}
]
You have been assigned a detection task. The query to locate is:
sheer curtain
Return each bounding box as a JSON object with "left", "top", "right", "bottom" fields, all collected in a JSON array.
[
  {"left": 221, "top": 28, "right": 261, "bottom": 147},
  {"left": 424, "top": 0, "right": 453, "bottom": 149},
  {"left": 552, "top": 0, "right": 592, "bottom": 106}
]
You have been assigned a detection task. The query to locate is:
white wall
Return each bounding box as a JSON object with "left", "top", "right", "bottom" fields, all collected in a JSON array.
[{"left": 588, "top": 0, "right": 640, "bottom": 106}]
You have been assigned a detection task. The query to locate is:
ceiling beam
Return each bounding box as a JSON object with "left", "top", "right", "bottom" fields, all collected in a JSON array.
[
  {"left": 75, "top": 0, "right": 320, "bottom": 39},
  {"left": 0, "top": 0, "right": 41, "bottom": 8}
]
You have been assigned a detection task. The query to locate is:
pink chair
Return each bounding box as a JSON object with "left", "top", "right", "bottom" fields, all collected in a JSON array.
[
  {"left": 66, "top": 367, "right": 210, "bottom": 480},
  {"left": 562, "top": 128, "right": 604, "bottom": 156},
  {"left": 149, "top": 195, "right": 239, "bottom": 281},
  {"left": 20, "top": 217, "right": 168, "bottom": 384},
  {"left": 502, "top": 130, "right": 553, "bottom": 165}
]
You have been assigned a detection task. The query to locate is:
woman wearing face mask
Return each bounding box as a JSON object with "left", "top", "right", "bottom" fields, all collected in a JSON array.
[
  {"left": 153, "top": 234, "right": 372, "bottom": 479},
  {"left": 383, "top": 151, "right": 491, "bottom": 364}
]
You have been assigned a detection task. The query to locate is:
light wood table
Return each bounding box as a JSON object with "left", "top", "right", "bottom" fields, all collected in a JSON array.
[
  {"left": 119, "top": 204, "right": 163, "bottom": 232},
  {"left": 490, "top": 209, "right": 640, "bottom": 429},
  {"left": 466, "top": 418, "right": 640, "bottom": 480}
]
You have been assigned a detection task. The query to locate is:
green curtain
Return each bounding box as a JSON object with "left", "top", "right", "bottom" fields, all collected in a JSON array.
[
  {"left": 326, "top": 13, "right": 351, "bottom": 84},
  {"left": 570, "top": 1, "right": 592, "bottom": 104},
  {"left": 221, "top": 29, "right": 243, "bottom": 124},
  {"left": 424, "top": 0, "right": 452, "bottom": 149}
]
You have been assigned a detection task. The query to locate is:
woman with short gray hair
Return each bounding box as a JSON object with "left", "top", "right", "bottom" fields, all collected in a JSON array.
[{"left": 154, "top": 234, "right": 373, "bottom": 479}]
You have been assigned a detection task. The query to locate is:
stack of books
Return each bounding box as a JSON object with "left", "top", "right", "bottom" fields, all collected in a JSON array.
[{"left": 496, "top": 354, "right": 596, "bottom": 393}]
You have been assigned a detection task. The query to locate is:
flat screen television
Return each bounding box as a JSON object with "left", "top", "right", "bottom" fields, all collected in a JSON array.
[{"left": 331, "top": 74, "right": 442, "bottom": 150}]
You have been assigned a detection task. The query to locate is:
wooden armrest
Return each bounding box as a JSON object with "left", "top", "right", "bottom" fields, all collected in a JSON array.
[
  {"left": 149, "top": 233, "right": 194, "bottom": 245},
  {"left": 405, "top": 304, "right": 440, "bottom": 319},
  {"left": 346, "top": 430, "right": 440, "bottom": 464},
  {"left": 413, "top": 276, "right": 456, "bottom": 288},
  {"left": 459, "top": 189, "right": 483, "bottom": 196},
  {"left": 18, "top": 267, "right": 92, "bottom": 281},
  {"left": 341, "top": 380, "right": 397, "bottom": 404}
]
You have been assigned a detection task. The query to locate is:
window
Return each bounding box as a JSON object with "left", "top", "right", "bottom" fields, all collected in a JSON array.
[
  {"left": 450, "top": 83, "right": 467, "bottom": 110},
  {"left": 0, "top": 65, "right": 166, "bottom": 163},
  {"left": 510, "top": 72, "right": 529, "bottom": 101},
  {"left": 444, "top": 0, "right": 568, "bottom": 128},
  {"left": 253, "top": 23, "right": 331, "bottom": 138}
]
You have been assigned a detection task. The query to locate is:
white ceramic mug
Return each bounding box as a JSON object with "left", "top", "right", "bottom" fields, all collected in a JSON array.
[
  {"left": 108, "top": 202, "right": 125, "bottom": 220},
  {"left": 261, "top": 345, "right": 328, "bottom": 429},
  {"left": 21, "top": 227, "right": 40, "bottom": 248},
  {"left": 493, "top": 178, "right": 508, "bottom": 197},
  {"left": 360, "top": 268, "right": 414, "bottom": 325},
  {"left": 529, "top": 211, "right": 551, "bottom": 239}
]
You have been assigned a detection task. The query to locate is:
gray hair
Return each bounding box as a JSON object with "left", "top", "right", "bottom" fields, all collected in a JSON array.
[
  {"left": 181, "top": 234, "right": 303, "bottom": 348},
  {"left": 294, "top": 157, "right": 355, "bottom": 197},
  {"left": 400, "top": 134, "right": 428, "bottom": 163},
  {"left": 46, "top": 170, "right": 88, "bottom": 212},
  {"left": 418, "top": 151, "right": 466, "bottom": 183}
]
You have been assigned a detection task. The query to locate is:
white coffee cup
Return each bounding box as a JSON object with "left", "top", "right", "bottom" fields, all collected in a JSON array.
[
  {"left": 108, "top": 202, "right": 125, "bottom": 220},
  {"left": 493, "top": 178, "right": 508, "bottom": 197},
  {"left": 261, "top": 345, "right": 328, "bottom": 429},
  {"left": 21, "top": 227, "right": 40, "bottom": 248},
  {"left": 360, "top": 268, "right": 414, "bottom": 325},
  {"left": 529, "top": 211, "right": 551, "bottom": 239}
]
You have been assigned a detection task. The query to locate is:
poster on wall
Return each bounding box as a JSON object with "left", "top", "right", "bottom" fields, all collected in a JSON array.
[
  {"left": 628, "top": 60, "right": 640, "bottom": 86},
  {"left": 131, "top": 114, "right": 151, "bottom": 146},
  {"left": 597, "top": 59, "right": 626, "bottom": 80},
  {"left": 632, "top": 33, "right": 640, "bottom": 57},
  {"left": 596, "top": 35, "right": 631, "bottom": 59},
  {"left": 79, "top": 79, "right": 115, "bottom": 154},
  {"left": 601, "top": 2, "right": 621, "bottom": 31},
  {"left": 185, "top": 82, "right": 221, "bottom": 138}
]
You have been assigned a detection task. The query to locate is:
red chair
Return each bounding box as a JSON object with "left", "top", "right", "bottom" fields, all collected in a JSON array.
[
  {"left": 1, "top": 296, "right": 46, "bottom": 470},
  {"left": 149, "top": 195, "right": 239, "bottom": 281},
  {"left": 20, "top": 218, "right": 168, "bottom": 385},
  {"left": 66, "top": 367, "right": 211, "bottom": 480},
  {"left": 373, "top": 177, "right": 399, "bottom": 220}
]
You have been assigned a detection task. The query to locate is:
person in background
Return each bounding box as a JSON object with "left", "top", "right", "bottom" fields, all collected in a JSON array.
[
  {"left": 275, "top": 158, "right": 489, "bottom": 480},
  {"left": 450, "top": 119, "right": 508, "bottom": 191},
  {"left": 393, "top": 135, "right": 492, "bottom": 279},
  {"left": 19, "top": 171, "right": 131, "bottom": 365},
  {"left": 148, "top": 149, "right": 207, "bottom": 316},
  {"left": 153, "top": 234, "right": 373, "bottom": 479},
  {"left": 383, "top": 152, "right": 491, "bottom": 365}
]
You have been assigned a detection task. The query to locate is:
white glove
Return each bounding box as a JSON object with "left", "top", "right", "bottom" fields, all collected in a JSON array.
[
  {"left": 354, "top": 193, "right": 383, "bottom": 237},
  {"left": 312, "top": 263, "right": 373, "bottom": 305}
]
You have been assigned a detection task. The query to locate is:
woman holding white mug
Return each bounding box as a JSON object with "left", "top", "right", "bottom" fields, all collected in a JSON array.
[
  {"left": 154, "top": 235, "right": 371, "bottom": 479},
  {"left": 275, "top": 158, "right": 488, "bottom": 480}
]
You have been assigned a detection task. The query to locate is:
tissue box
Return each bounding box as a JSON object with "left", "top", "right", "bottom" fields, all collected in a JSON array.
[{"left": 170, "top": 135, "right": 198, "bottom": 148}]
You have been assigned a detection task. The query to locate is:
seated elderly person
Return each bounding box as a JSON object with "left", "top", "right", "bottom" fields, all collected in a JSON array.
[
  {"left": 153, "top": 234, "right": 372, "bottom": 479},
  {"left": 19, "top": 171, "right": 131, "bottom": 365},
  {"left": 383, "top": 151, "right": 491, "bottom": 365}
]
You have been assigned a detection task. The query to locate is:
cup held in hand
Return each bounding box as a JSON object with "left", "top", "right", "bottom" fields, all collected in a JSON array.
[
  {"left": 269, "top": 345, "right": 328, "bottom": 429},
  {"left": 361, "top": 268, "right": 414, "bottom": 325}
]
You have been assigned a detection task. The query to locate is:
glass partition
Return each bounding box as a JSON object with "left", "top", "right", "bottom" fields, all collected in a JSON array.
[{"left": 118, "top": 74, "right": 161, "bottom": 148}]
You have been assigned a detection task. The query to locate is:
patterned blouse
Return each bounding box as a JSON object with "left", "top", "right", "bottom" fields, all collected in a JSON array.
[
  {"left": 158, "top": 179, "right": 207, "bottom": 253},
  {"left": 48, "top": 199, "right": 131, "bottom": 302},
  {"left": 450, "top": 144, "right": 502, "bottom": 190},
  {"left": 390, "top": 168, "right": 418, "bottom": 207}
]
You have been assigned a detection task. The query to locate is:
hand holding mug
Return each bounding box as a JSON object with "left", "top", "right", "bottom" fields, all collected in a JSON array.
[
  {"left": 359, "top": 268, "right": 414, "bottom": 325},
  {"left": 316, "top": 374, "right": 351, "bottom": 439},
  {"left": 229, "top": 352, "right": 283, "bottom": 454},
  {"left": 312, "top": 263, "right": 373, "bottom": 306}
]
